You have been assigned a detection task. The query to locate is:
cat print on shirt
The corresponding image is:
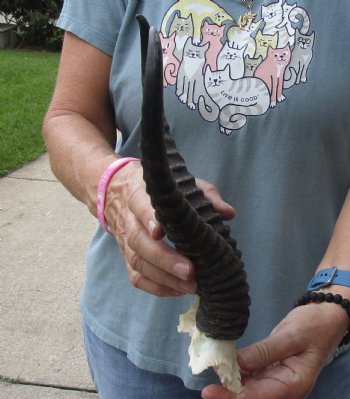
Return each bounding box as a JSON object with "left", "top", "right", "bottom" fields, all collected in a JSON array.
[
  {"left": 227, "top": 18, "right": 263, "bottom": 58},
  {"left": 276, "top": 2, "right": 310, "bottom": 47},
  {"left": 254, "top": 30, "right": 279, "bottom": 59},
  {"left": 161, "top": 0, "right": 232, "bottom": 44},
  {"left": 217, "top": 42, "right": 247, "bottom": 79},
  {"left": 244, "top": 55, "right": 263, "bottom": 77},
  {"left": 169, "top": 14, "right": 194, "bottom": 61},
  {"left": 255, "top": 44, "right": 292, "bottom": 107},
  {"left": 262, "top": 0, "right": 310, "bottom": 48},
  {"left": 284, "top": 29, "right": 314, "bottom": 88},
  {"left": 158, "top": 0, "right": 315, "bottom": 133},
  {"left": 261, "top": 0, "right": 288, "bottom": 47},
  {"left": 176, "top": 38, "right": 211, "bottom": 109},
  {"left": 200, "top": 20, "right": 225, "bottom": 71},
  {"left": 199, "top": 65, "right": 270, "bottom": 134},
  {"left": 159, "top": 31, "right": 180, "bottom": 87}
]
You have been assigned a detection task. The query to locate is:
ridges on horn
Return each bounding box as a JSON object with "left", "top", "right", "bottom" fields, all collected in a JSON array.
[{"left": 137, "top": 15, "right": 250, "bottom": 340}]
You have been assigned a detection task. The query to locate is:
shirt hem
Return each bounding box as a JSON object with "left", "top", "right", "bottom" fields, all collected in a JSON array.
[{"left": 81, "top": 303, "right": 219, "bottom": 391}]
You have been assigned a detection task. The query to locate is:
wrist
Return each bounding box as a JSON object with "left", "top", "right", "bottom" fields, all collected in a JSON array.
[
  {"left": 295, "top": 291, "right": 350, "bottom": 347},
  {"left": 319, "top": 284, "right": 350, "bottom": 299},
  {"left": 293, "top": 267, "right": 350, "bottom": 348},
  {"left": 317, "top": 295, "right": 349, "bottom": 332},
  {"left": 85, "top": 154, "right": 121, "bottom": 217},
  {"left": 318, "top": 286, "right": 350, "bottom": 335},
  {"left": 307, "top": 266, "right": 350, "bottom": 292},
  {"left": 96, "top": 157, "right": 140, "bottom": 234}
]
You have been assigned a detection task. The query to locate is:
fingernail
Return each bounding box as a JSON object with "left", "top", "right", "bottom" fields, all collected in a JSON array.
[
  {"left": 148, "top": 220, "right": 156, "bottom": 237},
  {"left": 222, "top": 201, "right": 234, "bottom": 210},
  {"left": 173, "top": 263, "right": 190, "bottom": 280},
  {"left": 179, "top": 280, "right": 197, "bottom": 293},
  {"left": 223, "top": 200, "right": 233, "bottom": 207}
]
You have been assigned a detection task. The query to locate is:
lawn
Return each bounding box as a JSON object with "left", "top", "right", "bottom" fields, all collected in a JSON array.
[{"left": 0, "top": 50, "right": 60, "bottom": 177}]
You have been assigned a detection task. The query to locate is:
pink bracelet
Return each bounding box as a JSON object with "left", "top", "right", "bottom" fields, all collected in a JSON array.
[{"left": 97, "top": 157, "right": 139, "bottom": 235}]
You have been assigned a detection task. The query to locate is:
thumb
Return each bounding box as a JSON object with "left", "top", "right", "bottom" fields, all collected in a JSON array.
[
  {"left": 202, "top": 384, "right": 237, "bottom": 399},
  {"left": 237, "top": 333, "right": 297, "bottom": 371}
]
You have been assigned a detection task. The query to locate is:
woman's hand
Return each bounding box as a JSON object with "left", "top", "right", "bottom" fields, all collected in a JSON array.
[
  {"left": 104, "top": 161, "right": 235, "bottom": 297},
  {"left": 196, "top": 177, "right": 236, "bottom": 220},
  {"left": 202, "top": 302, "right": 348, "bottom": 399}
]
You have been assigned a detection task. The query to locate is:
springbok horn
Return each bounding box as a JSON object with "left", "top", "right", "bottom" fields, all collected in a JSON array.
[
  {"left": 137, "top": 16, "right": 250, "bottom": 341},
  {"left": 136, "top": 14, "right": 149, "bottom": 88}
]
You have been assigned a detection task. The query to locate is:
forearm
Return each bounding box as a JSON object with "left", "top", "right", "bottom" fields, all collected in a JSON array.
[
  {"left": 43, "top": 32, "right": 118, "bottom": 217},
  {"left": 317, "top": 189, "right": 350, "bottom": 297},
  {"left": 43, "top": 111, "right": 118, "bottom": 216},
  {"left": 304, "top": 188, "right": 350, "bottom": 341},
  {"left": 318, "top": 189, "right": 350, "bottom": 269}
]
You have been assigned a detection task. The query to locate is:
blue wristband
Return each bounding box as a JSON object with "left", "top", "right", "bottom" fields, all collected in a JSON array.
[{"left": 307, "top": 267, "right": 350, "bottom": 292}]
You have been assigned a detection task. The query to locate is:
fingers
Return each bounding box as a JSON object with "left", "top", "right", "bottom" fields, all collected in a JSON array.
[
  {"left": 203, "top": 306, "right": 341, "bottom": 399},
  {"left": 124, "top": 224, "right": 197, "bottom": 296},
  {"left": 127, "top": 269, "right": 185, "bottom": 297},
  {"left": 202, "top": 384, "right": 237, "bottom": 399},
  {"left": 125, "top": 218, "right": 193, "bottom": 278},
  {"left": 238, "top": 303, "right": 342, "bottom": 373},
  {"left": 103, "top": 162, "right": 196, "bottom": 297},
  {"left": 196, "top": 178, "right": 235, "bottom": 220},
  {"left": 127, "top": 182, "right": 165, "bottom": 240},
  {"left": 236, "top": 355, "right": 316, "bottom": 399},
  {"left": 202, "top": 361, "right": 312, "bottom": 399},
  {"left": 237, "top": 320, "right": 307, "bottom": 372},
  {"left": 106, "top": 160, "right": 164, "bottom": 240},
  {"left": 118, "top": 165, "right": 197, "bottom": 296}
]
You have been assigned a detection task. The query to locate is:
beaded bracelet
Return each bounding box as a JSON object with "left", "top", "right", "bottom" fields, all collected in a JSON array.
[{"left": 294, "top": 291, "right": 350, "bottom": 347}]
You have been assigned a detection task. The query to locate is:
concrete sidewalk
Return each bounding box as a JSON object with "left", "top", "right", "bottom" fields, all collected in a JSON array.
[{"left": 0, "top": 154, "right": 99, "bottom": 398}]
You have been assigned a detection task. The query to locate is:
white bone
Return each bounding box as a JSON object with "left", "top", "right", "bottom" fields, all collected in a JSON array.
[{"left": 178, "top": 297, "right": 242, "bottom": 394}]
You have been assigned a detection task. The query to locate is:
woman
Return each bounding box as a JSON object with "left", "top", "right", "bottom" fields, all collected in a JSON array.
[{"left": 44, "top": 1, "right": 350, "bottom": 398}]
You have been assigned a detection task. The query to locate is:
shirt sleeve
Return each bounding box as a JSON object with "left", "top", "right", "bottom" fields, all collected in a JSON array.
[{"left": 57, "top": 0, "right": 126, "bottom": 56}]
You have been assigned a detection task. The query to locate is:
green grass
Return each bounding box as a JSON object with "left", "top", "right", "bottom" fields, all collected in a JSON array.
[{"left": 0, "top": 50, "right": 60, "bottom": 177}]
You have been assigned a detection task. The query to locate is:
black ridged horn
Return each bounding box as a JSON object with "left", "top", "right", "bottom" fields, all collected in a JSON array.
[{"left": 137, "top": 16, "right": 250, "bottom": 340}]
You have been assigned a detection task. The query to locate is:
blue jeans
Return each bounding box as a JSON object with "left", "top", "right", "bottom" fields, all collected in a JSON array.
[
  {"left": 83, "top": 322, "right": 202, "bottom": 399},
  {"left": 83, "top": 321, "right": 350, "bottom": 399}
]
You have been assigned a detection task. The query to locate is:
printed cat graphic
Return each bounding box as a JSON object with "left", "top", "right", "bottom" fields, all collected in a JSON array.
[
  {"left": 227, "top": 18, "right": 263, "bottom": 58},
  {"left": 217, "top": 42, "right": 247, "bottom": 79},
  {"left": 261, "top": 0, "right": 288, "bottom": 47},
  {"left": 200, "top": 20, "right": 225, "bottom": 71},
  {"left": 160, "top": 32, "right": 180, "bottom": 87},
  {"left": 169, "top": 14, "right": 194, "bottom": 61},
  {"left": 176, "top": 38, "right": 215, "bottom": 110},
  {"left": 284, "top": 30, "right": 314, "bottom": 89},
  {"left": 255, "top": 44, "right": 292, "bottom": 107},
  {"left": 161, "top": 0, "right": 232, "bottom": 44},
  {"left": 244, "top": 55, "right": 263, "bottom": 77},
  {"left": 262, "top": 0, "right": 310, "bottom": 48},
  {"left": 276, "top": 2, "right": 310, "bottom": 47},
  {"left": 199, "top": 64, "right": 270, "bottom": 133},
  {"left": 254, "top": 30, "right": 278, "bottom": 59},
  {"left": 159, "top": 0, "right": 315, "bottom": 136}
]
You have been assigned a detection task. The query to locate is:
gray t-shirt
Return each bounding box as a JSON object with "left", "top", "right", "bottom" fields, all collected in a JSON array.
[{"left": 58, "top": 0, "right": 350, "bottom": 390}]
